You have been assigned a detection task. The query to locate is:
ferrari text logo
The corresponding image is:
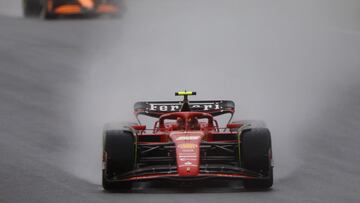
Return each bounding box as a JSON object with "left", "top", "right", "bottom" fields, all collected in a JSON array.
[{"left": 149, "top": 103, "right": 220, "bottom": 112}]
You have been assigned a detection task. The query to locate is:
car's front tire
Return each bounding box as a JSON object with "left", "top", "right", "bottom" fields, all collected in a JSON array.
[
  {"left": 102, "top": 130, "right": 135, "bottom": 191},
  {"left": 241, "top": 128, "right": 273, "bottom": 190}
]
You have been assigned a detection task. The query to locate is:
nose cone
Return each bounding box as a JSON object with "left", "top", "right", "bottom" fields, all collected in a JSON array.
[
  {"left": 177, "top": 142, "right": 200, "bottom": 176},
  {"left": 78, "top": 0, "right": 94, "bottom": 9},
  {"left": 170, "top": 132, "right": 204, "bottom": 177}
]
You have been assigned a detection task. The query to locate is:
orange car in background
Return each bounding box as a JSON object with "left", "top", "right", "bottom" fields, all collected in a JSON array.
[{"left": 23, "top": 0, "right": 127, "bottom": 19}]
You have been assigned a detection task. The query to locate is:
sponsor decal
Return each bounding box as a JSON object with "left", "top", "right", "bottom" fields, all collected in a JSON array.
[
  {"left": 179, "top": 161, "right": 197, "bottom": 167},
  {"left": 179, "top": 155, "right": 197, "bottom": 158},
  {"left": 178, "top": 143, "right": 197, "bottom": 149},
  {"left": 180, "top": 158, "right": 197, "bottom": 161},
  {"left": 176, "top": 136, "right": 200, "bottom": 141}
]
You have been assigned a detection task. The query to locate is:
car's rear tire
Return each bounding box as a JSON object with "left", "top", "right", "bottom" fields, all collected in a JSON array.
[
  {"left": 102, "top": 130, "right": 135, "bottom": 191},
  {"left": 241, "top": 128, "right": 273, "bottom": 190},
  {"left": 23, "top": 0, "right": 42, "bottom": 17}
]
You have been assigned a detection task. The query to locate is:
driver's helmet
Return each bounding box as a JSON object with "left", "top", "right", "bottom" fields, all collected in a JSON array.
[
  {"left": 176, "top": 117, "right": 185, "bottom": 130},
  {"left": 188, "top": 117, "right": 200, "bottom": 130}
]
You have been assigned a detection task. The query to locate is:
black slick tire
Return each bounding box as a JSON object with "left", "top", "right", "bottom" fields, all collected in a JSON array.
[
  {"left": 241, "top": 128, "right": 273, "bottom": 190},
  {"left": 102, "top": 130, "right": 135, "bottom": 191}
]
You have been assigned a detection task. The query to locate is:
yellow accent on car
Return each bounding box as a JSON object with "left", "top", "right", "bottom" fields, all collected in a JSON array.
[{"left": 176, "top": 91, "right": 195, "bottom": 96}]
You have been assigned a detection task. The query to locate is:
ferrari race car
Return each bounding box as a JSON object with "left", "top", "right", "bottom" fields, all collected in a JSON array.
[
  {"left": 102, "top": 91, "right": 273, "bottom": 191},
  {"left": 23, "top": 0, "right": 126, "bottom": 19}
]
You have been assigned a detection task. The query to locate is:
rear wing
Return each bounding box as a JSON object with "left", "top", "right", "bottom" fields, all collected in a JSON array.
[{"left": 134, "top": 100, "right": 235, "bottom": 118}]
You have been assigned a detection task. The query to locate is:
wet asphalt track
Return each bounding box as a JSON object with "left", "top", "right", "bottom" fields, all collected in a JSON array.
[{"left": 1, "top": 1, "right": 360, "bottom": 202}]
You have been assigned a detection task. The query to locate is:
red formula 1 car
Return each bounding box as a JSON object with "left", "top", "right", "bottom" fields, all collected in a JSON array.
[
  {"left": 23, "top": 0, "right": 126, "bottom": 19},
  {"left": 102, "top": 92, "right": 273, "bottom": 191}
]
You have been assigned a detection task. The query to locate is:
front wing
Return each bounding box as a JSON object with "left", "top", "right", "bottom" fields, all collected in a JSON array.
[{"left": 104, "top": 165, "right": 270, "bottom": 182}]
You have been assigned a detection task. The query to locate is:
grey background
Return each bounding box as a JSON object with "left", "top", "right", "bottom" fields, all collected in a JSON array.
[{"left": 0, "top": 0, "right": 360, "bottom": 202}]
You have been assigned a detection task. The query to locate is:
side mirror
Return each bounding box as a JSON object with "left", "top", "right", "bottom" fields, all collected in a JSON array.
[
  {"left": 227, "top": 123, "right": 242, "bottom": 129},
  {"left": 132, "top": 125, "right": 146, "bottom": 131}
]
